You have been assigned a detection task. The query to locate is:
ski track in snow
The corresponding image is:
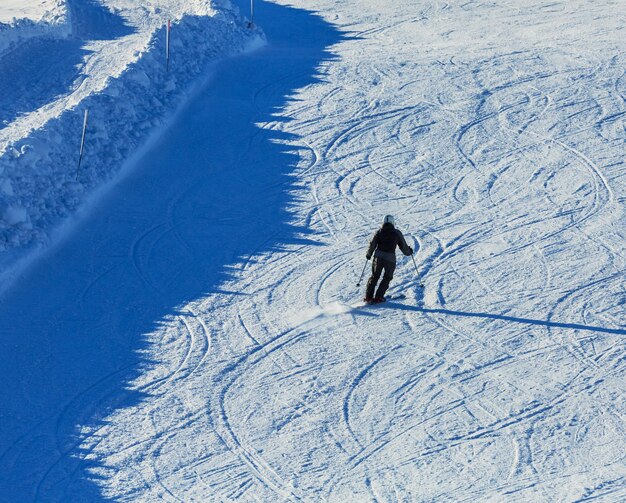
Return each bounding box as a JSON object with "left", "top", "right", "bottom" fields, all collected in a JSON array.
[{"left": 1, "top": 0, "right": 626, "bottom": 501}]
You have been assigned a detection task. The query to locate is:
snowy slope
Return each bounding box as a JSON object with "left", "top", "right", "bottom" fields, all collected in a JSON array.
[
  {"left": 0, "top": 0, "right": 262, "bottom": 292},
  {"left": 1, "top": 0, "right": 625, "bottom": 501}
]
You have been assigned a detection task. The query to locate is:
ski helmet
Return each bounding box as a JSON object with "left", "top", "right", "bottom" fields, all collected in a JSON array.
[{"left": 383, "top": 214, "right": 395, "bottom": 226}]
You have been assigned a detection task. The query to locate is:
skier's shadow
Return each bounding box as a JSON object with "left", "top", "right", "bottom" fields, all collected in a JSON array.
[{"left": 380, "top": 303, "right": 626, "bottom": 336}]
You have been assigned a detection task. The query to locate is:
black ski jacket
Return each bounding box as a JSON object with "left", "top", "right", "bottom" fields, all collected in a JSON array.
[{"left": 366, "top": 223, "right": 413, "bottom": 263}]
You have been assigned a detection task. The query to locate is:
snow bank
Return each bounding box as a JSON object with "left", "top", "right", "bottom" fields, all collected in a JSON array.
[
  {"left": 0, "top": 0, "right": 70, "bottom": 56},
  {"left": 0, "top": 1, "right": 262, "bottom": 290}
]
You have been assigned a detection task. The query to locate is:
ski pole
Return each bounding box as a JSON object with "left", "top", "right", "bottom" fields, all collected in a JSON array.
[
  {"left": 356, "top": 258, "right": 369, "bottom": 287},
  {"left": 411, "top": 254, "right": 424, "bottom": 288}
]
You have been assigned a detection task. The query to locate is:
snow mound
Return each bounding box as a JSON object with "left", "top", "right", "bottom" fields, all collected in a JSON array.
[{"left": 0, "top": 0, "right": 70, "bottom": 56}]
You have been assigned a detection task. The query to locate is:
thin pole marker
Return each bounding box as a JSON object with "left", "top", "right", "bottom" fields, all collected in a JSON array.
[
  {"left": 76, "top": 109, "right": 88, "bottom": 180},
  {"left": 166, "top": 19, "right": 171, "bottom": 71}
]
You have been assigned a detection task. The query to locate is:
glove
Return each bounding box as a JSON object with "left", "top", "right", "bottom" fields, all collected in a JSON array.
[
  {"left": 408, "top": 247, "right": 414, "bottom": 255},
  {"left": 366, "top": 254, "right": 372, "bottom": 260}
]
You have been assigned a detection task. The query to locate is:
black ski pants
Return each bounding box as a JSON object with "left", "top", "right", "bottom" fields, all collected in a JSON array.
[{"left": 365, "top": 256, "right": 396, "bottom": 299}]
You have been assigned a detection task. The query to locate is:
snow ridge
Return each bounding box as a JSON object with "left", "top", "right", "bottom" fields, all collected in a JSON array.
[{"left": 0, "top": 1, "right": 263, "bottom": 293}]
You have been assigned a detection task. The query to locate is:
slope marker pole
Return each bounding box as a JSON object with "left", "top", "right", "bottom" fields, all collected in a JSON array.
[
  {"left": 166, "top": 19, "right": 171, "bottom": 71},
  {"left": 76, "top": 109, "right": 88, "bottom": 180},
  {"left": 248, "top": 0, "right": 255, "bottom": 28}
]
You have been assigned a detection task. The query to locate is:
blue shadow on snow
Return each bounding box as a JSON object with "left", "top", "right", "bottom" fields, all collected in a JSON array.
[
  {"left": 0, "top": 1, "right": 345, "bottom": 501},
  {"left": 378, "top": 303, "right": 626, "bottom": 336}
]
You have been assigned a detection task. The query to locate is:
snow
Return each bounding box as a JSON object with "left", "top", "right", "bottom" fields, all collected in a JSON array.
[
  {"left": 1, "top": 0, "right": 625, "bottom": 501},
  {"left": 0, "top": 0, "right": 59, "bottom": 24},
  {"left": 0, "top": 0, "right": 263, "bottom": 292},
  {"left": 0, "top": 0, "right": 70, "bottom": 56}
]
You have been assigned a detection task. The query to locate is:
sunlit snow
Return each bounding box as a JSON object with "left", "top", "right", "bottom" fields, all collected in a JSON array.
[{"left": 0, "top": 0, "right": 624, "bottom": 501}]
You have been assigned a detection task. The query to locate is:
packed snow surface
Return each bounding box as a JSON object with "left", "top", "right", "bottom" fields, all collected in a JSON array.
[{"left": 1, "top": 0, "right": 625, "bottom": 501}]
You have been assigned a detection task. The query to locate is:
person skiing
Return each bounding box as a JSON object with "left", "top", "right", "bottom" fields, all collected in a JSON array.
[{"left": 364, "top": 215, "right": 414, "bottom": 304}]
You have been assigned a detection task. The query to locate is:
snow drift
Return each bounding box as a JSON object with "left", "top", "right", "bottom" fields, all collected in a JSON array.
[{"left": 0, "top": 0, "right": 70, "bottom": 56}]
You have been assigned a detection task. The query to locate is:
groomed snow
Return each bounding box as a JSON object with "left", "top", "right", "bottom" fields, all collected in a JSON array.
[{"left": 1, "top": 0, "right": 625, "bottom": 501}]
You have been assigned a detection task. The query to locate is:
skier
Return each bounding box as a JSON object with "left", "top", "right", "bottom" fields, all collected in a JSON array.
[{"left": 364, "top": 215, "right": 414, "bottom": 304}]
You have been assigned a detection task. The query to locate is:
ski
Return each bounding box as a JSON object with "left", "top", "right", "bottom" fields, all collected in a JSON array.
[{"left": 362, "top": 293, "right": 406, "bottom": 305}]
